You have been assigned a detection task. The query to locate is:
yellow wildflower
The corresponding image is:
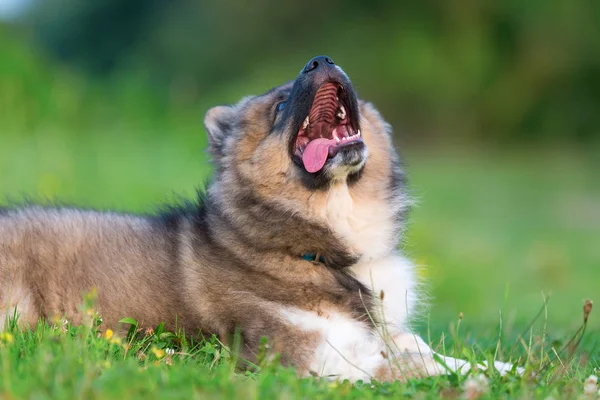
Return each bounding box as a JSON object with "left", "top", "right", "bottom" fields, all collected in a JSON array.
[
  {"left": 0, "top": 332, "right": 14, "bottom": 344},
  {"left": 151, "top": 346, "right": 165, "bottom": 359},
  {"left": 105, "top": 329, "right": 114, "bottom": 340}
]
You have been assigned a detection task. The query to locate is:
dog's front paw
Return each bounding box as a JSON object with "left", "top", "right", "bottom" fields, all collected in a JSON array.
[{"left": 485, "top": 360, "right": 525, "bottom": 376}]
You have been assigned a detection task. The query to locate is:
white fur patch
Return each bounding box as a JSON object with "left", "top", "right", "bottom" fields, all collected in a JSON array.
[
  {"left": 323, "top": 184, "right": 400, "bottom": 261},
  {"left": 280, "top": 306, "right": 463, "bottom": 381},
  {"left": 280, "top": 306, "right": 522, "bottom": 381},
  {"left": 280, "top": 307, "right": 389, "bottom": 381},
  {"left": 351, "top": 254, "right": 419, "bottom": 333}
]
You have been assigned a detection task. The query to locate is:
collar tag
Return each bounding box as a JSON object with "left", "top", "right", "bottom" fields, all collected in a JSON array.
[{"left": 302, "top": 253, "right": 326, "bottom": 263}]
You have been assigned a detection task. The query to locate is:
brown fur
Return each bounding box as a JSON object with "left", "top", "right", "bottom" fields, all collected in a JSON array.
[{"left": 0, "top": 64, "right": 414, "bottom": 379}]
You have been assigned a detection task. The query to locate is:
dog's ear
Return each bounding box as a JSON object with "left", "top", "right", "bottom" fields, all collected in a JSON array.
[{"left": 204, "top": 105, "right": 236, "bottom": 160}]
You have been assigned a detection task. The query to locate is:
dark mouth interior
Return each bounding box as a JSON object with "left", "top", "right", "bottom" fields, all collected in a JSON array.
[{"left": 294, "top": 82, "right": 361, "bottom": 160}]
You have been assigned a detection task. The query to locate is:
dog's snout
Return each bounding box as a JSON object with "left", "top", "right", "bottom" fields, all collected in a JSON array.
[{"left": 303, "top": 56, "right": 335, "bottom": 74}]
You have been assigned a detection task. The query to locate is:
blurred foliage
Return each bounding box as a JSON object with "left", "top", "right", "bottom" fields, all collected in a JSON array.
[{"left": 0, "top": 0, "right": 596, "bottom": 145}]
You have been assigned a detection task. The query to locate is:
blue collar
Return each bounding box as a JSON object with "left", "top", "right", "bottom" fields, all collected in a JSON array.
[{"left": 302, "top": 253, "right": 326, "bottom": 263}]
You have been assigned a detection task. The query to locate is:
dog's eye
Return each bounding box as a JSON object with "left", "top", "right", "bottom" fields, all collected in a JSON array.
[{"left": 275, "top": 101, "right": 287, "bottom": 113}]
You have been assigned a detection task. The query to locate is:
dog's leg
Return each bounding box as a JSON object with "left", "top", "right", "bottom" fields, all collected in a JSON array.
[
  {"left": 386, "top": 332, "right": 523, "bottom": 378},
  {"left": 299, "top": 325, "right": 522, "bottom": 382},
  {"left": 434, "top": 354, "right": 521, "bottom": 375},
  {"left": 278, "top": 307, "right": 462, "bottom": 382}
]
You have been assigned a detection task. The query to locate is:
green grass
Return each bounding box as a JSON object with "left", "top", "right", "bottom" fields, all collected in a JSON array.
[
  {"left": 0, "top": 301, "right": 596, "bottom": 400},
  {"left": 0, "top": 298, "right": 596, "bottom": 399}
]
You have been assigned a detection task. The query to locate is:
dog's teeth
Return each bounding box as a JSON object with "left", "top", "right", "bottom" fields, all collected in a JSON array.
[
  {"left": 337, "top": 105, "right": 346, "bottom": 120},
  {"left": 302, "top": 117, "right": 309, "bottom": 129},
  {"left": 332, "top": 127, "right": 341, "bottom": 142}
]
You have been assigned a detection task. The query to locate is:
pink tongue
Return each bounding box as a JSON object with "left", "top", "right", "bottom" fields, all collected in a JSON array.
[{"left": 302, "top": 138, "right": 337, "bottom": 173}]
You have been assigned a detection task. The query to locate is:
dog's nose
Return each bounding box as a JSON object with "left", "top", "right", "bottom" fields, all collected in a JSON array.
[{"left": 303, "top": 56, "right": 335, "bottom": 74}]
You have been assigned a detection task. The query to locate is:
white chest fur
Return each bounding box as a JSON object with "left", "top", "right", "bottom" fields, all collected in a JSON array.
[
  {"left": 350, "top": 254, "right": 420, "bottom": 332},
  {"left": 321, "top": 184, "right": 402, "bottom": 262},
  {"left": 319, "top": 183, "right": 419, "bottom": 331}
]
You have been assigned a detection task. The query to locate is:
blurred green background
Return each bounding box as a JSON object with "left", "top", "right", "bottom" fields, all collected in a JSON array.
[{"left": 0, "top": 0, "right": 598, "bottom": 347}]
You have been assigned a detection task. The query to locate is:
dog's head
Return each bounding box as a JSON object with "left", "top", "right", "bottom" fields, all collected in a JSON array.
[
  {"left": 204, "top": 56, "right": 376, "bottom": 188},
  {"left": 204, "top": 56, "right": 405, "bottom": 264}
]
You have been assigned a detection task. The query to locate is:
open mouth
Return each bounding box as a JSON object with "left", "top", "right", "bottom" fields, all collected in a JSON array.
[{"left": 294, "top": 82, "right": 362, "bottom": 173}]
